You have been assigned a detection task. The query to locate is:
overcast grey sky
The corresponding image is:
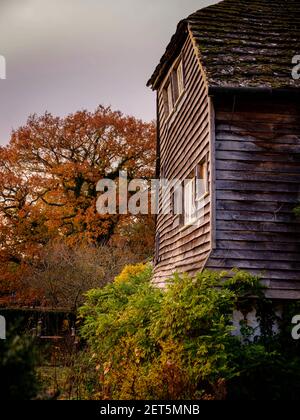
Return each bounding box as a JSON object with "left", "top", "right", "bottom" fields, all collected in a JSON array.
[{"left": 0, "top": 0, "right": 218, "bottom": 144}]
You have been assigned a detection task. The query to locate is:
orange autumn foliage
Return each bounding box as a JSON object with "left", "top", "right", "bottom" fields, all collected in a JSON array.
[{"left": 0, "top": 106, "right": 156, "bottom": 306}]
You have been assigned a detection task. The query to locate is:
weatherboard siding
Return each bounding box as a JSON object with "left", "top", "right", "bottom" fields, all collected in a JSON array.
[
  {"left": 153, "top": 34, "right": 211, "bottom": 285},
  {"left": 149, "top": 0, "right": 300, "bottom": 299},
  {"left": 206, "top": 95, "right": 300, "bottom": 299}
]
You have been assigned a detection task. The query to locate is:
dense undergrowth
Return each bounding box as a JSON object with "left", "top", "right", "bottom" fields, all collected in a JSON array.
[
  {"left": 75, "top": 264, "right": 300, "bottom": 400},
  {"left": 3, "top": 264, "right": 300, "bottom": 400}
]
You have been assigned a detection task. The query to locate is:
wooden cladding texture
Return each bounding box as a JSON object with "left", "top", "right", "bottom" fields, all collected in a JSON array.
[
  {"left": 153, "top": 35, "right": 211, "bottom": 285},
  {"left": 206, "top": 96, "right": 300, "bottom": 299}
]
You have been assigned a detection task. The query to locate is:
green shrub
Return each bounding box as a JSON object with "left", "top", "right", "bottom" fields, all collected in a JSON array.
[
  {"left": 77, "top": 265, "right": 300, "bottom": 400},
  {"left": 294, "top": 205, "right": 300, "bottom": 217},
  {"left": 0, "top": 324, "right": 40, "bottom": 400}
]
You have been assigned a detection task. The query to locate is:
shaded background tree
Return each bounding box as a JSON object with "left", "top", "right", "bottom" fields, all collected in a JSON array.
[{"left": 25, "top": 241, "right": 141, "bottom": 311}]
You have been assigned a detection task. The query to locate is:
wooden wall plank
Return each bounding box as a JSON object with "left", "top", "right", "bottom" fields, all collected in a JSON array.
[
  {"left": 206, "top": 96, "right": 300, "bottom": 297},
  {"left": 154, "top": 34, "right": 211, "bottom": 284}
]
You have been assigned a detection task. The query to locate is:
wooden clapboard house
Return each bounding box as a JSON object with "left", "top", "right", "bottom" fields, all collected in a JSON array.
[{"left": 147, "top": 0, "right": 300, "bottom": 299}]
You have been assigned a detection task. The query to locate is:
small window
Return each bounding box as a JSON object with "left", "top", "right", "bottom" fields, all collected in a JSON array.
[
  {"left": 167, "top": 82, "right": 173, "bottom": 116},
  {"left": 184, "top": 178, "right": 196, "bottom": 226},
  {"left": 195, "top": 159, "right": 209, "bottom": 200},
  {"left": 176, "top": 61, "right": 184, "bottom": 97},
  {"left": 171, "top": 184, "right": 183, "bottom": 217},
  {"left": 163, "top": 58, "right": 185, "bottom": 118},
  {"left": 183, "top": 159, "right": 209, "bottom": 226}
]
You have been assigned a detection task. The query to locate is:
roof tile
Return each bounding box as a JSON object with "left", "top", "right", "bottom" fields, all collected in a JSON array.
[{"left": 148, "top": 0, "right": 300, "bottom": 90}]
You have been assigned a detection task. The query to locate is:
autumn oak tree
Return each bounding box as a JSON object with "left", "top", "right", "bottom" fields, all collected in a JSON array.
[{"left": 0, "top": 106, "right": 156, "bottom": 306}]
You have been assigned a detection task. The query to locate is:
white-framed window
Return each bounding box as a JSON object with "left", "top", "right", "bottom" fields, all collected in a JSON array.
[
  {"left": 162, "top": 57, "right": 185, "bottom": 118},
  {"left": 183, "top": 158, "right": 209, "bottom": 226},
  {"left": 184, "top": 177, "right": 196, "bottom": 225}
]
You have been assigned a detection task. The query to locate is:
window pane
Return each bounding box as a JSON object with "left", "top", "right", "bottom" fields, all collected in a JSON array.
[
  {"left": 196, "top": 178, "right": 206, "bottom": 198},
  {"left": 172, "top": 70, "right": 179, "bottom": 103},
  {"left": 167, "top": 83, "right": 173, "bottom": 114},
  {"left": 196, "top": 161, "right": 208, "bottom": 199},
  {"left": 184, "top": 178, "right": 196, "bottom": 225},
  {"left": 177, "top": 61, "right": 184, "bottom": 96}
]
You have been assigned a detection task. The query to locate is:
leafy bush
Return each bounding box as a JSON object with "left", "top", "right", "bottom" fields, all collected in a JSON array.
[
  {"left": 76, "top": 265, "right": 300, "bottom": 400},
  {"left": 0, "top": 324, "right": 40, "bottom": 400},
  {"left": 114, "top": 263, "right": 149, "bottom": 285}
]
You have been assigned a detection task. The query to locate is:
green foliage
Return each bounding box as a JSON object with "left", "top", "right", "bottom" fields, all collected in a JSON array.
[
  {"left": 294, "top": 205, "right": 300, "bottom": 217},
  {"left": 77, "top": 265, "right": 300, "bottom": 400},
  {"left": 0, "top": 324, "right": 40, "bottom": 400}
]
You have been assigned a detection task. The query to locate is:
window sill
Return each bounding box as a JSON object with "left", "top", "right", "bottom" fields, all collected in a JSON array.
[
  {"left": 177, "top": 194, "right": 210, "bottom": 233},
  {"left": 195, "top": 192, "right": 210, "bottom": 202},
  {"left": 178, "top": 220, "right": 198, "bottom": 233}
]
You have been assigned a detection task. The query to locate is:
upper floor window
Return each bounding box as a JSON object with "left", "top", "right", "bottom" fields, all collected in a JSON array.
[
  {"left": 163, "top": 58, "right": 185, "bottom": 118},
  {"left": 175, "top": 61, "right": 184, "bottom": 100}
]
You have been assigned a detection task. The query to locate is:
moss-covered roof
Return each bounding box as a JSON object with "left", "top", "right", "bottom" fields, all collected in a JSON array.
[{"left": 148, "top": 0, "right": 300, "bottom": 90}]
